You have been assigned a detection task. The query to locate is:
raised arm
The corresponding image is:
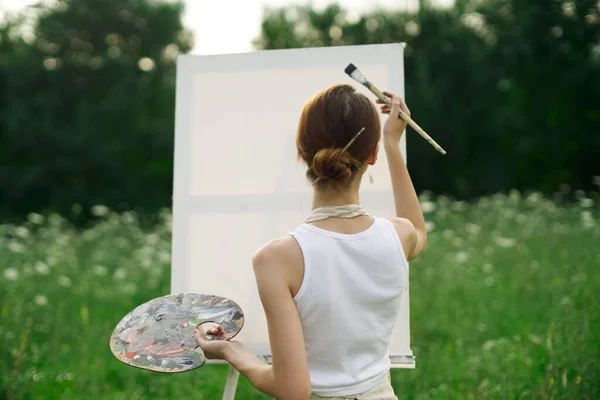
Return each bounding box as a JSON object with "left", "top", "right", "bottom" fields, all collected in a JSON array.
[{"left": 377, "top": 93, "right": 427, "bottom": 260}]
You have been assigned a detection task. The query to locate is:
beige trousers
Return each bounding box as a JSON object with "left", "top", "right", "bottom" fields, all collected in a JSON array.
[{"left": 309, "top": 374, "right": 398, "bottom": 400}]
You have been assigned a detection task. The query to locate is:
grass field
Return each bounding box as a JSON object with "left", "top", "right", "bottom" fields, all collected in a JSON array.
[{"left": 1, "top": 191, "right": 598, "bottom": 399}]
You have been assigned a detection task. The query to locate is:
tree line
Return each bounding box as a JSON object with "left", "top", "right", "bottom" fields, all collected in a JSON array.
[{"left": 1, "top": 0, "right": 598, "bottom": 221}]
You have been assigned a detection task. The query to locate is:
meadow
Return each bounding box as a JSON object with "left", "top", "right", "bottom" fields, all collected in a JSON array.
[{"left": 1, "top": 190, "right": 598, "bottom": 399}]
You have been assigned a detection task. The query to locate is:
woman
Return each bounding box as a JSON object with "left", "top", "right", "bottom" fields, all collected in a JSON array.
[{"left": 195, "top": 84, "right": 427, "bottom": 400}]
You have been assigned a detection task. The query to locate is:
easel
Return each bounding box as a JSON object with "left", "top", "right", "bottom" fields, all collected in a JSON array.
[
  {"left": 219, "top": 355, "right": 271, "bottom": 399},
  {"left": 171, "top": 44, "right": 414, "bottom": 400},
  {"left": 222, "top": 366, "right": 240, "bottom": 400}
]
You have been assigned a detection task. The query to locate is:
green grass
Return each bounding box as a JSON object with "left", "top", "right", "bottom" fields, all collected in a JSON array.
[{"left": 1, "top": 191, "right": 599, "bottom": 399}]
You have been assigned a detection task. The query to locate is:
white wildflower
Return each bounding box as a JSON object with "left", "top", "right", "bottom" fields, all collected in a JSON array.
[
  {"left": 27, "top": 213, "right": 44, "bottom": 224},
  {"left": 31, "top": 371, "right": 44, "bottom": 381},
  {"left": 451, "top": 201, "right": 467, "bottom": 211},
  {"left": 3, "top": 268, "right": 19, "bottom": 280},
  {"left": 494, "top": 236, "right": 516, "bottom": 248},
  {"left": 509, "top": 189, "right": 521, "bottom": 202},
  {"left": 113, "top": 268, "right": 127, "bottom": 280},
  {"left": 515, "top": 213, "right": 527, "bottom": 224},
  {"left": 146, "top": 234, "right": 160, "bottom": 245},
  {"left": 581, "top": 210, "right": 595, "bottom": 229},
  {"left": 482, "top": 263, "right": 493, "bottom": 273},
  {"left": 478, "top": 380, "right": 489, "bottom": 391},
  {"left": 492, "top": 193, "right": 508, "bottom": 205},
  {"left": 526, "top": 192, "right": 542, "bottom": 203},
  {"left": 91, "top": 205, "right": 110, "bottom": 217},
  {"left": 35, "top": 261, "right": 50, "bottom": 275},
  {"left": 34, "top": 295, "right": 48, "bottom": 306},
  {"left": 528, "top": 334, "right": 542, "bottom": 344},
  {"left": 418, "top": 191, "right": 433, "bottom": 201},
  {"left": 123, "top": 283, "right": 137, "bottom": 294},
  {"left": 56, "top": 235, "right": 69, "bottom": 246},
  {"left": 7, "top": 241, "right": 25, "bottom": 253},
  {"left": 484, "top": 276, "right": 495, "bottom": 286},
  {"left": 425, "top": 221, "right": 436, "bottom": 233},
  {"left": 455, "top": 251, "right": 469, "bottom": 263},
  {"left": 437, "top": 196, "right": 451, "bottom": 206},
  {"left": 559, "top": 296, "right": 571, "bottom": 305},
  {"left": 48, "top": 214, "right": 63, "bottom": 226},
  {"left": 93, "top": 265, "right": 108, "bottom": 276},
  {"left": 582, "top": 218, "right": 595, "bottom": 229},
  {"left": 57, "top": 276, "right": 72, "bottom": 288},
  {"left": 159, "top": 251, "right": 171, "bottom": 263},
  {"left": 571, "top": 273, "right": 586, "bottom": 284},
  {"left": 482, "top": 340, "right": 495, "bottom": 351},
  {"left": 15, "top": 226, "right": 30, "bottom": 238},
  {"left": 56, "top": 372, "right": 74, "bottom": 382},
  {"left": 465, "top": 223, "right": 481, "bottom": 235},
  {"left": 477, "top": 197, "right": 490, "bottom": 207},
  {"left": 451, "top": 236, "right": 464, "bottom": 247},
  {"left": 420, "top": 201, "right": 436, "bottom": 213},
  {"left": 82, "top": 230, "right": 97, "bottom": 241},
  {"left": 579, "top": 198, "right": 594, "bottom": 208},
  {"left": 122, "top": 211, "right": 136, "bottom": 224},
  {"left": 442, "top": 229, "right": 455, "bottom": 240},
  {"left": 580, "top": 210, "right": 593, "bottom": 221}
]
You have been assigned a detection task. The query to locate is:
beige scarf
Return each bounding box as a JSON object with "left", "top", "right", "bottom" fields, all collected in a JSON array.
[{"left": 304, "top": 204, "right": 368, "bottom": 223}]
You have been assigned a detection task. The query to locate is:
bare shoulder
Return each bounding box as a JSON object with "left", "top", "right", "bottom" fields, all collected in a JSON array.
[
  {"left": 384, "top": 217, "right": 421, "bottom": 261},
  {"left": 386, "top": 217, "right": 417, "bottom": 234},
  {"left": 385, "top": 217, "right": 418, "bottom": 243},
  {"left": 252, "top": 236, "right": 304, "bottom": 297},
  {"left": 253, "top": 236, "right": 303, "bottom": 271}
]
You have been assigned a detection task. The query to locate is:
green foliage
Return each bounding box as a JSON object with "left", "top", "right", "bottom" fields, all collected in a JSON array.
[
  {"left": 1, "top": 0, "right": 599, "bottom": 220},
  {"left": 0, "top": 195, "right": 598, "bottom": 398},
  {"left": 0, "top": 0, "right": 192, "bottom": 221},
  {"left": 256, "top": 1, "right": 600, "bottom": 199}
]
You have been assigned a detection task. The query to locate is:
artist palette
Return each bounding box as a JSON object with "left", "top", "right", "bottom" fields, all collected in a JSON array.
[{"left": 109, "top": 293, "right": 244, "bottom": 373}]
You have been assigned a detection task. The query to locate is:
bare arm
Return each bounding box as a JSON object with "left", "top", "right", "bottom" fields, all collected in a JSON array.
[
  {"left": 377, "top": 93, "right": 427, "bottom": 260},
  {"left": 194, "top": 238, "right": 311, "bottom": 400}
]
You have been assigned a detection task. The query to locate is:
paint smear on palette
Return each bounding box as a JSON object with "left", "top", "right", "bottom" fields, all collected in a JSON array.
[{"left": 109, "top": 293, "right": 244, "bottom": 373}]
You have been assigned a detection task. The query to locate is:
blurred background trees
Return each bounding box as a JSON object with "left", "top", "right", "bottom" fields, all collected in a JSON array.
[
  {"left": 1, "top": 0, "right": 598, "bottom": 221},
  {"left": 0, "top": 0, "right": 192, "bottom": 221},
  {"left": 256, "top": 0, "right": 600, "bottom": 198}
]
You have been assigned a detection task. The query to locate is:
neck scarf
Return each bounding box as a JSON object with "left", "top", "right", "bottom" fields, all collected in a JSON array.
[{"left": 304, "top": 204, "right": 368, "bottom": 223}]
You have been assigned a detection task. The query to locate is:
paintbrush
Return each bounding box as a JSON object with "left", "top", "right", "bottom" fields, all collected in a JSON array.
[{"left": 344, "top": 63, "right": 446, "bottom": 155}]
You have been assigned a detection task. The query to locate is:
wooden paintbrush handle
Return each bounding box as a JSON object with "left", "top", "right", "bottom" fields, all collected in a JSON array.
[{"left": 366, "top": 82, "right": 447, "bottom": 155}]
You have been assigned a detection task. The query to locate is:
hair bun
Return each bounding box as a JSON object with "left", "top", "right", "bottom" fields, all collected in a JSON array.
[{"left": 311, "top": 148, "right": 357, "bottom": 184}]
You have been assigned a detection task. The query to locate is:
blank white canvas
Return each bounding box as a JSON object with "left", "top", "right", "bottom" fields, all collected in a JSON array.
[{"left": 172, "top": 43, "right": 414, "bottom": 368}]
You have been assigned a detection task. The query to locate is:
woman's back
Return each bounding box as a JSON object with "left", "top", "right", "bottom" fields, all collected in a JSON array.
[
  {"left": 194, "top": 85, "right": 425, "bottom": 400},
  {"left": 290, "top": 216, "right": 409, "bottom": 397}
]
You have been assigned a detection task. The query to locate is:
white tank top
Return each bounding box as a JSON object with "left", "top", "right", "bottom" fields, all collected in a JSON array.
[{"left": 289, "top": 217, "right": 409, "bottom": 397}]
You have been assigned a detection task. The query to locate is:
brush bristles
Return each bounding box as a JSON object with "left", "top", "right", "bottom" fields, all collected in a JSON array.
[
  {"left": 344, "top": 63, "right": 357, "bottom": 76},
  {"left": 345, "top": 64, "right": 368, "bottom": 85}
]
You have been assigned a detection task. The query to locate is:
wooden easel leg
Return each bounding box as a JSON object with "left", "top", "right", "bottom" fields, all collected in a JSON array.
[{"left": 222, "top": 365, "right": 240, "bottom": 400}]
